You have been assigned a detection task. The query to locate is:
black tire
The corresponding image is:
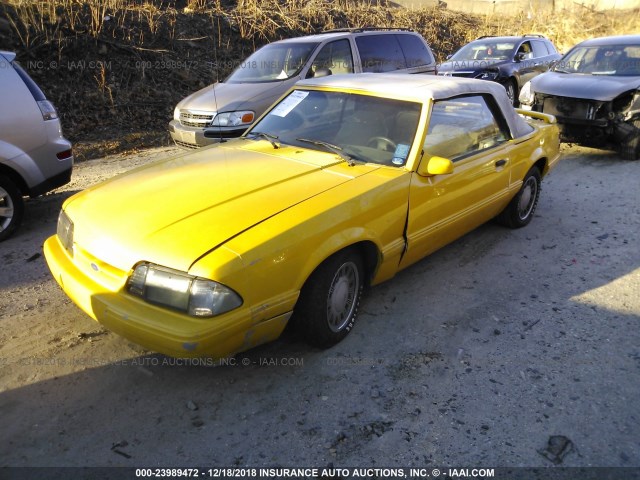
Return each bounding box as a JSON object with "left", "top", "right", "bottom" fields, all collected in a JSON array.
[
  {"left": 0, "top": 175, "right": 24, "bottom": 242},
  {"left": 294, "top": 249, "right": 364, "bottom": 348},
  {"left": 620, "top": 119, "right": 640, "bottom": 160},
  {"left": 496, "top": 167, "right": 541, "bottom": 229},
  {"left": 505, "top": 79, "right": 518, "bottom": 107}
]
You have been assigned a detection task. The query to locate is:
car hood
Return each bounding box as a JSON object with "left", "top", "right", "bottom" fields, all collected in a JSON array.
[
  {"left": 177, "top": 80, "right": 295, "bottom": 113},
  {"left": 531, "top": 71, "right": 640, "bottom": 101},
  {"left": 438, "top": 59, "right": 504, "bottom": 73},
  {"left": 64, "top": 141, "right": 376, "bottom": 273}
]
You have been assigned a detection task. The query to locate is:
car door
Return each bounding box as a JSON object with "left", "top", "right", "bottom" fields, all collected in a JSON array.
[
  {"left": 531, "top": 39, "right": 554, "bottom": 74},
  {"left": 399, "top": 94, "right": 515, "bottom": 270}
]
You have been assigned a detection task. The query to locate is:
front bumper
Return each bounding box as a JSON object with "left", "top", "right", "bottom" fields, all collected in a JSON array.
[
  {"left": 168, "top": 120, "right": 247, "bottom": 149},
  {"left": 43, "top": 235, "right": 290, "bottom": 359}
]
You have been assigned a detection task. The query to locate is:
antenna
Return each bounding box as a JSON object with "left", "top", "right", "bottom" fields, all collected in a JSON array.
[{"left": 210, "top": 14, "right": 224, "bottom": 143}]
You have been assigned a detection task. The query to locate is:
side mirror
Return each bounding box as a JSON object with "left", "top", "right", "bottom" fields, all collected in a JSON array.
[
  {"left": 417, "top": 155, "right": 454, "bottom": 177},
  {"left": 446, "top": 54, "right": 453, "bottom": 60},
  {"left": 515, "top": 52, "right": 526, "bottom": 62}
]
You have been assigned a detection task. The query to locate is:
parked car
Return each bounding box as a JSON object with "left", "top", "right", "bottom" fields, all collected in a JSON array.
[
  {"left": 437, "top": 35, "right": 561, "bottom": 106},
  {"left": 45, "top": 74, "right": 560, "bottom": 359},
  {"left": 519, "top": 35, "right": 640, "bottom": 159},
  {"left": 0, "top": 51, "right": 73, "bottom": 241},
  {"left": 169, "top": 28, "right": 437, "bottom": 148}
]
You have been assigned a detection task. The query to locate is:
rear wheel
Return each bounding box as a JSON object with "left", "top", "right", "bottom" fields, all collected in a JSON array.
[
  {"left": 295, "top": 249, "right": 364, "bottom": 348},
  {"left": 0, "top": 175, "right": 24, "bottom": 242},
  {"left": 496, "top": 167, "right": 541, "bottom": 228}
]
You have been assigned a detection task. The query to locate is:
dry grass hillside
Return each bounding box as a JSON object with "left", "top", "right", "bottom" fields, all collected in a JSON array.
[{"left": 1, "top": 0, "right": 638, "bottom": 159}]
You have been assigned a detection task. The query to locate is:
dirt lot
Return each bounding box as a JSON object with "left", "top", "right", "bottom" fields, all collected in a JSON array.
[{"left": 0, "top": 144, "right": 639, "bottom": 470}]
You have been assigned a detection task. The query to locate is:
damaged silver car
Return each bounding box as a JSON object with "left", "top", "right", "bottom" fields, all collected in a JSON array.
[{"left": 519, "top": 35, "right": 640, "bottom": 159}]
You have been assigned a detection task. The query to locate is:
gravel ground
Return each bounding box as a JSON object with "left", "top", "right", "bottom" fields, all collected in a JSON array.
[{"left": 0, "top": 144, "right": 639, "bottom": 471}]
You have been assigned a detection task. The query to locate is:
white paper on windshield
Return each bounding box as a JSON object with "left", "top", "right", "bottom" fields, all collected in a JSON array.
[{"left": 271, "top": 90, "right": 309, "bottom": 117}]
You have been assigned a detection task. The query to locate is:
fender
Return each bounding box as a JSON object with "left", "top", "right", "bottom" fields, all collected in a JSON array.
[{"left": 0, "top": 140, "right": 44, "bottom": 192}]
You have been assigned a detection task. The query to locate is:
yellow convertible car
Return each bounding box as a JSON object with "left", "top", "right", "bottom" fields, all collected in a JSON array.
[{"left": 44, "top": 74, "right": 560, "bottom": 359}]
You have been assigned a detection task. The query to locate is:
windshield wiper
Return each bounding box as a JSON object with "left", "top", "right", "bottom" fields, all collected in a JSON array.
[
  {"left": 296, "top": 138, "right": 356, "bottom": 166},
  {"left": 246, "top": 131, "right": 280, "bottom": 149}
]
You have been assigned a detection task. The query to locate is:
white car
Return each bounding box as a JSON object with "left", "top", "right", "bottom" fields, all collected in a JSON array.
[{"left": 0, "top": 51, "right": 73, "bottom": 241}]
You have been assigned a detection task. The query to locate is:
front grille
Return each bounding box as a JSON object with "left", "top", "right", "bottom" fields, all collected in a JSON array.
[
  {"left": 174, "top": 140, "right": 200, "bottom": 149},
  {"left": 438, "top": 71, "right": 474, "bottom": 78},
  {"left": 542, "top": 97, "right": 597, "bottom": 120},
  {"left": 179, "top": 111, "right": 214, "bottom": 128},
  {"left": 452, "top": 71, "right": 474, "bottom": 77}
]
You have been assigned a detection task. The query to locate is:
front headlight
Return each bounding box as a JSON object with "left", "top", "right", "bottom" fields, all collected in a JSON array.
[
  {"left": 126, "top": 263, "right": 242, "bottom": 317},
  {"left": 211, "top": 111, "right": 255, "bottom": 127},
  {"left": 519, "top": 81, "right": 535, "bottom": 106},
  {"left": 476, "top": 70, "right": 499, "bottom": 80},
  {"left": 173, "top": 106, "right": 180, "bottom": 121},
  {"left": 57, "top": 210, "right": 74, "bottom": 254}
]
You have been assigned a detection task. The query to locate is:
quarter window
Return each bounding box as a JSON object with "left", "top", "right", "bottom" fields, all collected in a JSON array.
[
  {"left": 531, "top": 40, "right": 549, "bottom": 58},
  {"left": 424, "top": 95, "right": 508, "bottom": 161},
  {"left": 397, "top": 34, "right": 434, "bottom": 67}
]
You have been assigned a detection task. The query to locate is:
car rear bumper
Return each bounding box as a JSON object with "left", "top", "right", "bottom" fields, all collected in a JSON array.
[
  {"left": 29, "top": 165, "right": 72, "bottom": 197},
  {"left": 43, "top": 235, "right": 290, "bottom": 359}
]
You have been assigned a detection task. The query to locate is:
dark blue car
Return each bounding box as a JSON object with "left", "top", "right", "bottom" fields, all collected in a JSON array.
[{"left": 437, "top": 35, "right": 561, "bottom": 106}]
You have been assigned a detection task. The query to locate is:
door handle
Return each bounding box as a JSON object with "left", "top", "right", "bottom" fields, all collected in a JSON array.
[{"left": 495, "top": 159, "right": 508, "bottom": 168}]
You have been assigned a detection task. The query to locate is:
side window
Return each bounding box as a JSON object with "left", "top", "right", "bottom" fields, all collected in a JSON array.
[
  {"left": 355, "top": 34, "right": 406, "bottom": 72},
  {"left": 531, "top": 40, "right": 549, "bottom": 58},
  {"left": 396, "top": 34, "right": 434, "bottom": 67},
  {"left": 424, "top": 95, "right": 509, "bottom": 161},
  {"left": 517, "top": 41, "right": 533, "bottom": 60},
  {"left": 545, "top": 40, "right": 558, "bottom": 54},
  {"left": 309, "top": 39, "right": 354, "bottom": 77},
  {"left": 11, "top": 62, "right": 46, "bottom": 101}
]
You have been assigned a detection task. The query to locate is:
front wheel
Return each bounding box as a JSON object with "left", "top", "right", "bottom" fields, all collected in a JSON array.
[
  {"left": 505, "top": 79, "right": 518, "bottom": 107},
  {"left": 496, "top": 167, "right": 541, "bottom": 228},
  {"left": 620, "top": 119, "right": 640, "bottom": 160},
  {"left": 0, "top": 175, "right": 24, "bottom": 242},
  {"left": 294, "top": 249, "right": 364, "bottom": 348}
]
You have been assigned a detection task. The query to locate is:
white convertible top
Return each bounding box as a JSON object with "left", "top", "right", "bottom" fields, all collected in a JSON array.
[{"left": 297, "top": 73, "right": 534, "bottom": 139}]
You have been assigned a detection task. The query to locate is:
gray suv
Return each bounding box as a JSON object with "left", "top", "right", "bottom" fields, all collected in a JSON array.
[
  {"left": 169, "top": 28, "right": 437, "bottom": 148},
  {"left": 0, "top": 51, "right": 73, "bottom": 241}
]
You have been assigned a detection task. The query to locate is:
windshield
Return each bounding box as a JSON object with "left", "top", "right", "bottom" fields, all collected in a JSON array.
[
  {"left": 226, "top": 42, "right": 318, "bottom": 83},
  {"left": 450, "top": 41, "right": 516, "bottom": 62},
  {"left": 247, "top": 90, "right": 422, "bottom": 166},
  {"left": 554, "top": 44, "right": 640, "bottom": 76}
]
